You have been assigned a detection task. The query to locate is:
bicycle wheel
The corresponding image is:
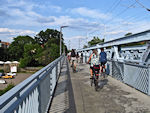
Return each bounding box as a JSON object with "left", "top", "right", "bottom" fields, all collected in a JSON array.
[
  {"left": 94, "top": 79, "right": 98, "bottom": 91},
  {"left": 94, "top": 76, "right": 98, "bottom": 91},
  {"left": 72, "top": 60, "right": 76, "bottom": 73}
]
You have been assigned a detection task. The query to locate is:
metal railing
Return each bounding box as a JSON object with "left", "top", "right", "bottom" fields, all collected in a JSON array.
[
  {"left": 0, "top": 55, "right": 65, "bottom": 113},
  {"left": 106, "top": 60, "right": 150, "bottom": 95}
]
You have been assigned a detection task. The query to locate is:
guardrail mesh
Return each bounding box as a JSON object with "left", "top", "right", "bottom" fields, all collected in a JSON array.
[
  {"left": 0, "top": 55, "right": 65, "bottom": 113},
  {"left": 107, "top": 60, "right": 150, "bottom": 95}
]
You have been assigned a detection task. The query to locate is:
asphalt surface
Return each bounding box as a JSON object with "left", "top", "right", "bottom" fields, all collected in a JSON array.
[
  {"left": 0, "top": 73, "right": 33, "bottom": 90},
  {"left": 71, "top": 63, "right": 150, "bottom": 113},
  {"left": 49, "top": 59, "right": 150, "bottom": 113}
]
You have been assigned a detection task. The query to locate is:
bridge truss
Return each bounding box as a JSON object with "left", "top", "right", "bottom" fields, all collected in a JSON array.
[{"left": 77, "top": 29, "right": 150, "bottom": 95}]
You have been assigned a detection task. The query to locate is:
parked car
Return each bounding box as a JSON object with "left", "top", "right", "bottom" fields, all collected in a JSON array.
[
  {"left": 0, "top": 73, "right": 5, "bottom": 78},
  {"left": 2, "top": 75, "right": 14, "bottom": 79},
  {"left": 7, "top": 73, "right": 16, "bottom": 76},
  {"left": 0, "top": 80, "right": 6, "bottom": 84}
]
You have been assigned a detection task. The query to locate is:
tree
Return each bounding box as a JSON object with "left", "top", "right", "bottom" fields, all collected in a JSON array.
[
  {"left": 38, "top": 39, "right": 60, "bottom": 66},
  {"left": 0, "top": 48, "right": 9, "bottom": 61},
  {"left": 125, "top": 32, "right": 132, "bottom": 37},
  {"left": 19, "top": 43, "right": 43, "bottom": 68},
  {"left": 83, "top": 45, "right": 88, "bottom": 48},
  {"left": 35, "top": 29, "right": 61, "bottom": 45},
  {"left": 88, "top": 36, "right": 104, "bottom": 47},
  {"left": 9, "top": 36, "right": 35, "bottom": 61}
]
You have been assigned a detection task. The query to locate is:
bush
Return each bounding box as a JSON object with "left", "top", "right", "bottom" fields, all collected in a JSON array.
[
  {"left": 0, "top": 69, "right": 4, "bottom": 73},
  {"left": 0, "top": 83, "right": 15, "bottom": 96}
]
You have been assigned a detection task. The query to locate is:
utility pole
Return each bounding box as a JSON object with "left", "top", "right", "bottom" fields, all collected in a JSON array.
[
  {"left": 60, "top": 26, "right": 68, "bottom": 55},
  {"left": 68, "top": 40, "right": 70, "bottom": 50}
]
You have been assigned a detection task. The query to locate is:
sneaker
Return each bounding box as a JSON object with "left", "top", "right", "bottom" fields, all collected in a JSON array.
[{"left": 90, "top": 76, "right": 93, "bottom": 79}]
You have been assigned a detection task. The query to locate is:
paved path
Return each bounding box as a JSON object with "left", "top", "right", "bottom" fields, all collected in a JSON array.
[
  {"left": 49, "top": 59, "right": 150, "bottom": 113},
  {"left": 71, "top": 63, "right": 150, "bottom": 113}
]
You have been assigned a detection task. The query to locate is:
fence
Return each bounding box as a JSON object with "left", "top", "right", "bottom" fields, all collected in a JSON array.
[
  {"left": 106, "top": 60, "right": 150, "bottom": 95},
  {"left": 0, "top": 55, "right": 65, "bottom": 113}
]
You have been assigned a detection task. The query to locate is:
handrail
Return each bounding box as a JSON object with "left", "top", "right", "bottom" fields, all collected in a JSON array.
[{"left": 0, "top": 55, "right": 65, "bottom": 113}]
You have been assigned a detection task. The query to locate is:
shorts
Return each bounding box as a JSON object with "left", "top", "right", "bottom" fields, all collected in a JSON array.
[
  {"left": 71, "top": 57, "right": 77, "bottom": 64},
  {"left": 90, "top": 66, "right": 93, "bottom": 70},
  {"left": 100, "top": 62, "right": 106, "bottom": 66}
]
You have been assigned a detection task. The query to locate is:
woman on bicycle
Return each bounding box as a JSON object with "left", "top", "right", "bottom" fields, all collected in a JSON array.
[
  {"left": 87, "top": 49, "right": 100, "bottom": 78},
  {"left": 71, "top": 49, "right": 77, "bottom": 72}
]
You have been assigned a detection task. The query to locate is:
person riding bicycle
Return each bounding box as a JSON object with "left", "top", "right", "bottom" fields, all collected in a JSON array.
[
  {"left": 71, "top": 49, "right": 77, "bottom": 71},
  {"left": 99, "top": 48, "right": 107, "bottom": 74},
  {"left": 76, "top": 52, "right": 79, "bottom": 63},
  {"left": 80, "top": 52, "right": 83, "bottom": 63},
  {"left": 87, "top": 49, "right": 100, "bottom": 79},
  {"left": 67, "top": 52, "right": 71, "bottom": 63}
]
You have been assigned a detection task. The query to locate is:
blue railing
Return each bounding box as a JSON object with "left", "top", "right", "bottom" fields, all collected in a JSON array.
[{"left": 0, "top": 55, "right": 65, "bottom": 113}]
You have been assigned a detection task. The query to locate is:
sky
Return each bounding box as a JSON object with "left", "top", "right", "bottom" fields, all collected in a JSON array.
[{"left": 0, "top": 0, "right": 150, "bottom": 49}]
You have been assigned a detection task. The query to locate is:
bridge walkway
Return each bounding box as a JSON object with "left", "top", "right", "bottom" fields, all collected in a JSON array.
[{"left": 50, "top": 59, "right": 150, "bottom": 113}]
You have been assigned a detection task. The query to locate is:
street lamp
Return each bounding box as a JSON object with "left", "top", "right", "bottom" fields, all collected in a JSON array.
[{"left": 60, "top": 26, "right": 68, "bottom": 55}]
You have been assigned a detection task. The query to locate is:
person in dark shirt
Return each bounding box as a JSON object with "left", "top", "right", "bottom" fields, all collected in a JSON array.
[
  {"left": 99, "top": 48, "right": 107, "bottom": 73},
  {"left": 80, "top": 53, "right": 83, "bottom": 63}
]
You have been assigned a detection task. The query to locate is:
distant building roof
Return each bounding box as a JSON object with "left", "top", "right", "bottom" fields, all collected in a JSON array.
[{"left": 1, "top": 42, "right": 10, "bottom": 46}]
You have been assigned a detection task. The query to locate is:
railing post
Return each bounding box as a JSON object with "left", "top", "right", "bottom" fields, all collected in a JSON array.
[
  {"left": 37, "top": 76, "right": 41, "bottom": 113},
  {"left": 56, "top": 63, "right": 58, "bottom": 80},
  {"left": 148, "top": 67, "right": 150, "bottom": 95}
]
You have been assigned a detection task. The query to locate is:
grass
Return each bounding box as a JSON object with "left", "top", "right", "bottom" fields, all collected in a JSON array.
[{"left": 0, "top": 83, "right": 15, "bottom": 96}]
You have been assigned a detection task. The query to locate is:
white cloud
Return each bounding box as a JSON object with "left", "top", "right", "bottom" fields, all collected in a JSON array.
[
  {"left": 50, "top": 5, "right": 62, "bottom": 12},
  {"left": 71, "top": 7, "right": 110, "bottom": 20},
  {"left": 0, "top": 28, "right": 36, "bottom": 36}
]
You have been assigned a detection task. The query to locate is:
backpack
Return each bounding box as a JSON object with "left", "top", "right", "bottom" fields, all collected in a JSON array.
[
  {"left": 71, "top": 51, "right": 76, "bottom": 57},
  {"left": 100, "top": 52, "right": 107, "bottom": 63}
]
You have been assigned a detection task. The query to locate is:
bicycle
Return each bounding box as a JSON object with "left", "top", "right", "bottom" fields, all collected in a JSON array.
[
  {"left": 91, "top": 65, "right": 100, "bottom": 91},
  {"left": 72, "top": 60, "right": 76, "bottom": 73},
  {"left": 100, "top": 64, "right": 107, "bottom": 79}
]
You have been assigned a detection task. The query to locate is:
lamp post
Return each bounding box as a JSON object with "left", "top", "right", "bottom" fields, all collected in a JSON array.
[{"left": 60, "top": 26, "right": 68, "bottom": 55}]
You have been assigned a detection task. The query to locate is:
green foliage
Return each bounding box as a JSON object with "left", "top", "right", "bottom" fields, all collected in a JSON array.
[
  {"left": 0, "top": 69, "right": 4, "bottom": 73},
  {"left": 49, "top": 43, "right": 60, "bottom": 62},
  {"left": 34, "top": 29, "right": 65, "bottom": 66},
  {"left": 0, "top": 83, "right": 15, "bottom": 96},
  {"left": 35, "top": 29, "right": 61, "bottom": 45},
  {"left": 38, "top": 40, "right": 60, "bottom": 65},
  {"left": 0, "top": 48, "right": 9, "bottom": 61},
  {"left": 9, "top": 36, "right": 35, "bottom": 61},
  {"left": 125, "top": 32, "right": 132, "bottom": 36},
  {"left": 88, "top": 36, "right": 104, "bottom": 47},
  {"left": 19, "top": 44, "right": 43, "bottom": 68},
  {"left": 7, "top": 28, "right": 67, "bottom": 67},
  {"left": 83, "top": 45, "right": 88, "bottom": 48}
]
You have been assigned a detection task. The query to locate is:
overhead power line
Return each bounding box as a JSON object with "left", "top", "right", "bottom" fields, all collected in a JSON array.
[
  {"left": 105, "top": 0, "right": 122, "bottom": 14},
  {"left": 135, "top": 0, "right": 150, "bottom": 11}
]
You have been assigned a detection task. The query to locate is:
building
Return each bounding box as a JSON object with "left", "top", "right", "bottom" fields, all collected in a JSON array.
[{"left": 0, "top": 40, "right": 10, "bottom": 48}]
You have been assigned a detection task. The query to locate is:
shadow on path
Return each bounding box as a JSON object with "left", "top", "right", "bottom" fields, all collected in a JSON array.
[{"left": 98, "top": 79, "right": 108, "bottom": 90}]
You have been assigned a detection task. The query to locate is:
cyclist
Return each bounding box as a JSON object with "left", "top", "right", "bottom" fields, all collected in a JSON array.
[
  {"left": 71, "top": 49, "right": 77, "bottom": 71},
  {"left": 87, "top": 49, "right": 100, "bottom": 79},
  {"left": 80, "top": 53, "right": 83, "bottom": 63},
  {"left": 99, "top": 48, "right": 107, "bottom": 74},
  {"left": 76, "top": 52, "right": 79, "bottom": 63},
  {"left": 67, "top": 52, "right": 71, "bottom": 63}
]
